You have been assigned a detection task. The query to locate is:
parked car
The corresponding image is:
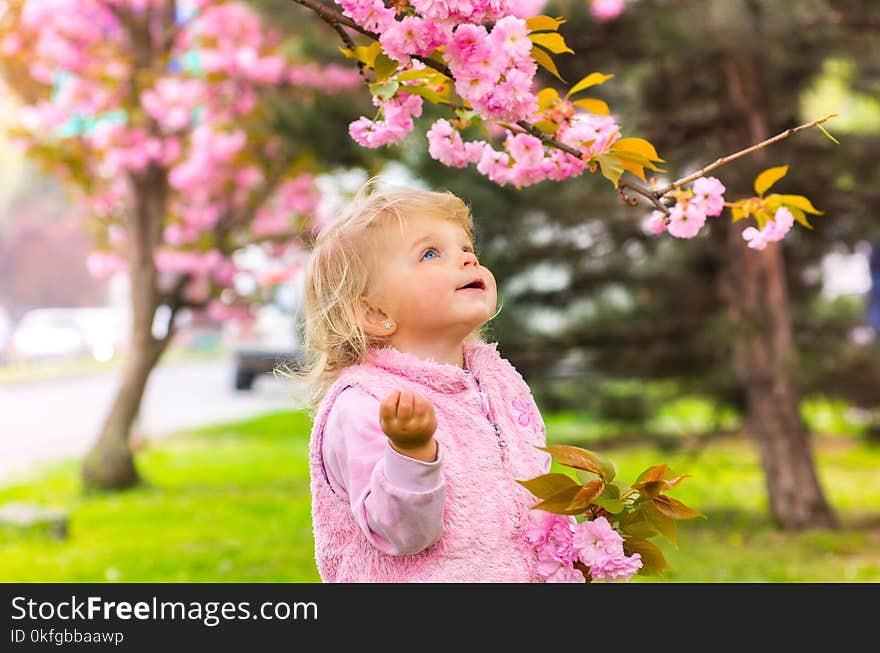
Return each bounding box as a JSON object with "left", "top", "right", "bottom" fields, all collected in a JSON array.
[
  {"left": 9, "top": 306, "right": 130, "bottom": 363},
  {"left": 231, "top": 304, "right": 303, "bottom": 390},
  {"left": 9, "top": 308, "right": 90, "bottom": 362}
]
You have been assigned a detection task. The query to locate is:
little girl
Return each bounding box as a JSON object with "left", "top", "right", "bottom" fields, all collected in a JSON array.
[{"left": 293, "top": 182, "right": 551, "bottom": 582}]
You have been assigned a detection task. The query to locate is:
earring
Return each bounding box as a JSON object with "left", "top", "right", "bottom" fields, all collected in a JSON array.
[{"left": 384, "top": 321, "right": 393, "bottom": 330}]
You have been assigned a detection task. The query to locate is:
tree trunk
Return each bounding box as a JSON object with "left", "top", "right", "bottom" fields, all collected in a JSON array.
[
  {"left": 81, "top": 326, "right": 171, "bottom": 490},
  {"left": 81, "top": 159, "right": 173, "bottom": 491},
  {"left": 716, "top": 48, "right": 837, "bottom": 529}
]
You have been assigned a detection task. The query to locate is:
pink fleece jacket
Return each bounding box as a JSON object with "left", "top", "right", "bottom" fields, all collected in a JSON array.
[{"left": 308, "top": 340, "right": 551, "bottom": 582}]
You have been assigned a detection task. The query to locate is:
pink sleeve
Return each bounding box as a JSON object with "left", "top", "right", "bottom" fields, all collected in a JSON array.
[{"left": 321, "top": 386, "right": 446, "bottom": 556}]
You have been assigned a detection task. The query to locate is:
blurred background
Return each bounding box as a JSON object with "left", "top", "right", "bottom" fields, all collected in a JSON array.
[{"left": 0, "top": 0, "right": 878, "bottom": 582}]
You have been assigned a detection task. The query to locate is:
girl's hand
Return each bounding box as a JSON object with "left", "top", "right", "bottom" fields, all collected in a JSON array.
[{"left": 379, "top": 390, "right": 438, "bottom": 462}]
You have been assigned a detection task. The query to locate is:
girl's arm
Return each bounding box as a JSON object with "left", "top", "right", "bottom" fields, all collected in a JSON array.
[{"left": 321, "top": 386, "right": 446, "bottom": 556}]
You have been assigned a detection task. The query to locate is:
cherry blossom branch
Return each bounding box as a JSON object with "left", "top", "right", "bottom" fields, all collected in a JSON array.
[
  {"left": 291, "top": 0, "right": 833, "bottom": 218},
  {"left": 655, "top": 114, "right": 838, "bottom": 196},
  {"left": 292, "top": 0, "right": 374, "bottom": 39}
]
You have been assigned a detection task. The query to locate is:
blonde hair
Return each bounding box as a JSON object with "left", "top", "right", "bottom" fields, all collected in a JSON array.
[{"left": 280, "top": 180, "right": 490, "bottom": 415}]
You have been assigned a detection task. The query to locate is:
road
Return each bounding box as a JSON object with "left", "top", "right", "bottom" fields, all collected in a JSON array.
[{"left": 0, "top": 357, "right": 305, "bottom": 485}]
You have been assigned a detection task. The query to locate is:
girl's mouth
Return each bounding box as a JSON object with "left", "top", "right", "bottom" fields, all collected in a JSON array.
[{"left": 456, "top": 279, "right": 485, "bottom": 292}]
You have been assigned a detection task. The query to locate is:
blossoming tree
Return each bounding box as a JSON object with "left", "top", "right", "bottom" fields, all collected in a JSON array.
[{"left": 0, "top": 0, "right": 360, "bottom": 490}]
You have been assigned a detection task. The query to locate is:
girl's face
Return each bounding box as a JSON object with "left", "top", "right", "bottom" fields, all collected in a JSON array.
[{"left": 365, "top": 213, "right": 497, "bottom": 342}]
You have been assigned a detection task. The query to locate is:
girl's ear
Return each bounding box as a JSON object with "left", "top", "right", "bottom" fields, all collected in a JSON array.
[{"left": 360, "top": 299, "right": 396, "bottom": 337}]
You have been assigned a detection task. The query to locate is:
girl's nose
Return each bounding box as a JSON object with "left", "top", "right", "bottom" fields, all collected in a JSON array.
[{"left": 462, "top": 251, "right": 479, "bottom": 267}]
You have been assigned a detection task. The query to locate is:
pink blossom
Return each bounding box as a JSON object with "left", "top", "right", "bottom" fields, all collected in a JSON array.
[
  {"left": 742, "top": 206, "right": 795, "bottom": 249},
  {"left": 590, "top": 0, "right": 626, "bottom": 21},
  {"left": 666, "top": 201, "right": 707, "bottom": 239},
  {"left": 349, "top": 93, "right": 423, "bottom": 148},
  {"left": 336, "top": 0, "right": 395, "bottom": 33},
  {"left": 426, "top": 119, "right": 485, "bottom": 167},
  {"left": 506, "top": 133, "right": 544, "bottom": 168},
  {"left": 207, "top": 299, "right": 255, "bottom": 325},
  {"left": 764, "top": 206, "right": 794, "bottom": 241},
  {"left": 489, "top": 16, "right": 533, "bottom": 63},
  {"left": 571, "top": 516, "right": 624, "bottom": 567},
  {"left": 508, "top": 0, "right": 548, "bottom": 18},
  {"left": 742, "top": 226, "right": 767, "bottom": 250},
  {"left": 691, "top": 176, "right": 726, "bottom": 217},
  {"left": 648, "top": 210, "right": 668, "bottom": 234},
  {"left": 537, "top": 550, "right": 586, "bottom": 583},
  {"left": 86, "top": 251, "right": 128, "bottom": 279},
  {"left": 589, "top": 552, "right": 643, "bottom": 582},
  {"left": 379, "top": 16, "right": 446, "bottom": 63},
  {"left": 444, "top": 24, "right": 490, "bottom": 74}
]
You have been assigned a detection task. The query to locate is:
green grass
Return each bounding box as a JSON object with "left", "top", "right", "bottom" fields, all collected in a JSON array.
[
  {"left": 562, "top": 439, "right": 880, "bottom": 582},
  {"left": 0, "top": 411, "right": 321, "bottom": 582},
  {"left": 1, "top": 409, "right": 878, "bottom": 582}
]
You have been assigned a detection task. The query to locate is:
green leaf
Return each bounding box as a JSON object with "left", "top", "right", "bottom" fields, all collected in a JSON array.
[
  {"left": 754, "top": 165, "right": 789, "bottom": 197},
  {"left": 623, "top": 537, "right": 672, "bottom": 575},
  {"left": 653, "top": 494, "right": 707, "bottom": 520},
  {"left": 619, "top": 510, "right": 660, "bottom": 538},
  {"left": 369, "top": 80, "right": 399, "bottom": 101},
  {"left": 525, "top": 15, "right": 566, "bottom": 32},
  {"left": 515, "top": 473, "right": 579, "bottom": 500},
  {"left": 595, "top": 153, "right": 625, "bottom": 188},
  {"left": 593, "top": 484, "right": 624, "bottom": 514},
  {"left": 732, "top": 205, "right": 747, "bottom": 222},
  {"left": 566, "top": 72, "right": 614, "bottom": 99},
  {"left": 771, "top": 194, "right": 824, "bottom": 215},
  {"left": 530, "top": 46, "right": 566, "bottom": 83},
  {"left": 575, "top": 468, "right": 600, "bottom": 484},
  {"left": 373, "top": 53, "right": 399, "bottom": 82},
  {"left": 573, "top": 97, "right": 610, "bottom": 116},
  {"left": 529, "top": 32, "right": 574, "bottom": 55}
]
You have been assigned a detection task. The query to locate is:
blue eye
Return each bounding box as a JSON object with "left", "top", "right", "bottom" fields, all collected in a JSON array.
[{"left": 421, "top": 248, "right": 438, "bottom": 260}]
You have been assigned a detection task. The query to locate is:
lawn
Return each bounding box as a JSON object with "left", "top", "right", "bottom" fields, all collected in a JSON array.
[{"left": 1, "top": 409, "right": 878, "bottom": 582}]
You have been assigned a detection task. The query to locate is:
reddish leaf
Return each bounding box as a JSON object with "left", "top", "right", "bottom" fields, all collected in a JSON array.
[
  {"left": 634, "top": 464, "right": 668, "bottom": 485},
  {"left": 531, "top": 485, "right": 584, "bottom": 515},
  {"left": 632, "top": 480, "right": 666, "bottom": 498},
  {"left": 539, "top": 445, "right": 604, "bottom": 477},
  {"left": 643, "top": 501, "right": 678, "bottom": 548},
  {"left": 565, "top": 480, "right": 606, "bottom": 512},
  {"left": 653, "top": 495, "right": 707, "bottom": 520},
  {"left": 516, "top": 473, "right": 579, "bottom": 500},
  {"left": 623, "top": 537, "right": 671, "bottom": 575}
]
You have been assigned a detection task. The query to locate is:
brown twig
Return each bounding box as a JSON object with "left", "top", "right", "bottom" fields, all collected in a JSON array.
[{"left": 654, "top": 114, "right": 839, "bottom": 196}]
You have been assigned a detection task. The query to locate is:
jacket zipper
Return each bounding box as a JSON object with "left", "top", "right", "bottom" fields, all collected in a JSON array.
[{"left": 470, "top": 373, "right": 507, "bottom": 456}]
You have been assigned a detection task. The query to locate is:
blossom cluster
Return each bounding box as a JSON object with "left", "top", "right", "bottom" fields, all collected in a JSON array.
[
  {"left": 741, "top": 207, "right": 795, "bottom": 250},
  {"left": 523, "top": 511, "right": 643, "bottom": 583},
  {"left": 647, "top": 176, "right": 726, "bottom": 239},
  {"left": 425, "top": 108, "right": 623, "bottom": 188}
]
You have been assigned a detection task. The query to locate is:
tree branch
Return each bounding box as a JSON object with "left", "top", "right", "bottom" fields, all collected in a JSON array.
[
  {"left": 654, "top": 114, "right": 838, "bottom": 196},
  {"left": 291, "top": 0, "right": 837, "bottom": 216}
]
